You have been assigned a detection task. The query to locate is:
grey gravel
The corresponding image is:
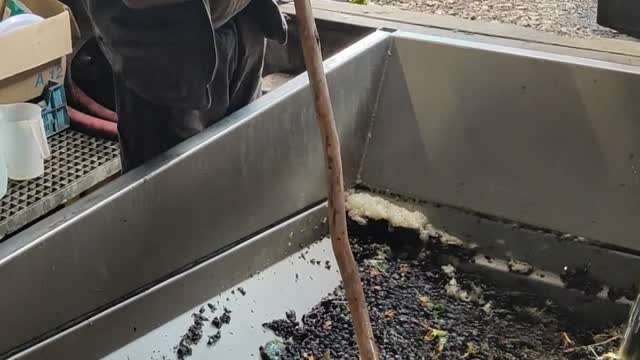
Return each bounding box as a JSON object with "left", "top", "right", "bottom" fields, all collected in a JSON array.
[{"left": 370, "top": 0, "right": 630, "bottom": 39}]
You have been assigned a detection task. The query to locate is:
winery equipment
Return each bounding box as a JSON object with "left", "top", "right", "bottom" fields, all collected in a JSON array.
[{"left": 2, "top": 29, "right": 640, "bottom": 359}]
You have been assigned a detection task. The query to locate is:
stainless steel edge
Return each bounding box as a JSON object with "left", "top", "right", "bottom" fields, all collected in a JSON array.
[
  {"left": 392, "top": 31, "right": 640, "bottom": 74},
  {"left": 10, "top": 204, "right": 333, "bottom": 360},
  {"left": 361, "top": 31, "right": 640, "bottom": 251},
  {"left": 0, "top": 31, "right": 392, "bottom": 356}
]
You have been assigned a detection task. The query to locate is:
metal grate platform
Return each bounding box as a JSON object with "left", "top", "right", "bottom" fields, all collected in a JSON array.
[{"left": 0, "top": 130, "right": 121, "bottom": 239}]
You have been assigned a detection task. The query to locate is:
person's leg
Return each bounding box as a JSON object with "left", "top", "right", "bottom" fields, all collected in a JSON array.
[
  {"left": 111, "top": 12, "right": 265, "bottom": 172},
  {"left": 113, "top": 74, "right": 205, "bottom": 172},
  {"left": 196, "top": 12, "right": 264, "bottom": 127},
  {"left": 226, "top": 10, "right": 267, "bottom": 114}
]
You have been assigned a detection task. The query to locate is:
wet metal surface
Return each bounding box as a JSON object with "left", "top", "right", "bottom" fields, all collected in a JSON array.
[
  {"left": 9, "top": 205, "right": 337, "bottom": 360},
  {"left": 103, "top": 238, "right": 339, "bottom": 360}
]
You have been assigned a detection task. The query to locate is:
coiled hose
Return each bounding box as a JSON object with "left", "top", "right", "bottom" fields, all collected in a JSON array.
[{"left": 67, "top": 79, "right": 118, "bottom": 140}]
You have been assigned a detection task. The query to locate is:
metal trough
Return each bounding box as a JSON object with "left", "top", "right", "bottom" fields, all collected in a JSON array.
[{"left": 3, "top": 29, "right": 640, "bottom": 359}]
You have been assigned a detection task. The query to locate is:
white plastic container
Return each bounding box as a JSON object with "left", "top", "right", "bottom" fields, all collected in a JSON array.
[
  {"left": 0, "top": 151, "right": 7, "bottom": 200},
  {"left": 0, "top": 14, "right": 44, "bottom": 35},
  {"left": 0, "top": 103, "right": 50, "bottom": 180}
]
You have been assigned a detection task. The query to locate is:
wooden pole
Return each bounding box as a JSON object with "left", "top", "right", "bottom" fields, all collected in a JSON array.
[
  {"left": 621, "top": 294, "right": 640, "bottom": 360},
  {"left": 291, "top": 0, "right": 380, "bottom": 359},
  {"left": 0, "top": 0, "right": 7, "bottom": 20}
]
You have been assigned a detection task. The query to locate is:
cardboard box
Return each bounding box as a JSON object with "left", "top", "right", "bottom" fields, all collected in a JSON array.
[{"left": 0, "top": 0, "right": 72, "bottom": 104}]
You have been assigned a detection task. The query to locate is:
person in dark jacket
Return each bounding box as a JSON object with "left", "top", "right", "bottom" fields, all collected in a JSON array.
[{"left": 81, "top": 0, "right": 287, "bottom": 172}]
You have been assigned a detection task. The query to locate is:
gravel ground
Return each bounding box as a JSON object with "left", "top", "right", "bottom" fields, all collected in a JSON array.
[{"left": 369, "top": 0, "right": 629, "bottom": 39}]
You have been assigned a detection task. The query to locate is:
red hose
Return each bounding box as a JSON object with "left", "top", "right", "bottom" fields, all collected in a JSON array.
[
  {"left": 68, "top": 106, "right": 118, "bottom": 140},
  {"left": 68, "top": 79, "right": 118, "bottom": 123}
]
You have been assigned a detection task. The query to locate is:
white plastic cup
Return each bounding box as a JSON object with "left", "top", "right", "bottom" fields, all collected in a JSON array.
[{"left": 0, "top": 103, "right": 51, "bottom": 180}]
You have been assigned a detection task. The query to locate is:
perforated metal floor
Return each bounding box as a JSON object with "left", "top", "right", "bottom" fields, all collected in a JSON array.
[{"left": 0, "top": 130, "right": 121, "bottom": 239}]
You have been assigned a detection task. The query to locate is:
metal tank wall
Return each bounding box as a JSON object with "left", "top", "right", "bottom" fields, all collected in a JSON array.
[{"left": 360, "top": 31, "right": 640, "bottom": 252}]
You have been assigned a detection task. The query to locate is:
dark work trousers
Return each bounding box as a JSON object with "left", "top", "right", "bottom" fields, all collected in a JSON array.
[{"left": 113, "top": 11, "right": 265, "bottom": 172}]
